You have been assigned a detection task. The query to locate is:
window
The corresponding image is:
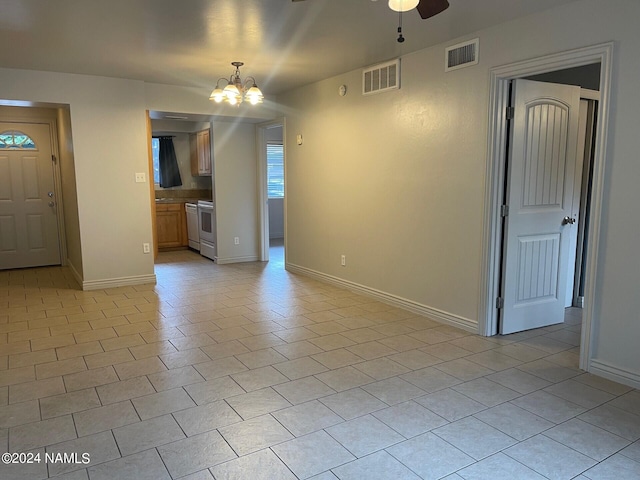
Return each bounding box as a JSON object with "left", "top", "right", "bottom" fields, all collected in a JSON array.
[
  {"left": 267, "top": 143, "right": 284, "bottom": 198},
  {"left": 0, "top": 131, "right": 37, "bottom": 150},
  {"left": 151, "top": 137, "right": 160, "bottom": 184}
]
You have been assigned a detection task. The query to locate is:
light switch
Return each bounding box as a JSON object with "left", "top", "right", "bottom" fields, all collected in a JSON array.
[
  {"left": 296, "top": 134, "right": 303, "bottom": 146},
  {"left": 135, "top": 172, "right": 146, "bottom": 183}
]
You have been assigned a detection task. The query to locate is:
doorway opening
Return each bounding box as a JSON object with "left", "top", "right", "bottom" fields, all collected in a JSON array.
[
  {"left": 480, "top": 43, "right": 614, "bottom": 373},
  {"left": 147, "top": 111, "right": 215, "bottom": 262},
  {"left": 0, "top": 105, "right": 72, "bottom": 273},
  {"left": 257, "top": 119, "right": 286, "bottom": 265}
]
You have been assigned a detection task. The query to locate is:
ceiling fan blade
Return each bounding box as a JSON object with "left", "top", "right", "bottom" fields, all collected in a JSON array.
[{"left": 416, "top": 0, "right": 450, "bottom": 19}]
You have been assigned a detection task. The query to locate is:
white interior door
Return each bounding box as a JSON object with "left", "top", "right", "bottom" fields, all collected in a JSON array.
[
  {"left": 0, "top": 122, "right": 61, "bottom": 269},
  {"left": 500, "top": 79, "right": 581, "bottom": 335},
  {"left": 564, "top": 98, "right": 589, "bottom": 307}
]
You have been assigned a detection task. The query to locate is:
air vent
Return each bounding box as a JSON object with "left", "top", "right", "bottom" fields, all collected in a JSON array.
[
  {"left": 362, "top": 59, "right": 400, "bottom": 96},
  {"left": 445, "top": 38, "right": 479, "bottom": 72}
]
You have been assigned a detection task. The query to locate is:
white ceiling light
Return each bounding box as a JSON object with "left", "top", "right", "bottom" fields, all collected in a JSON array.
[
  {"left": 388, "top": 0, "right": 419, "bottom": 12},
  {"left": 209, "top": 62, "right": 264, "bottom": 106}
]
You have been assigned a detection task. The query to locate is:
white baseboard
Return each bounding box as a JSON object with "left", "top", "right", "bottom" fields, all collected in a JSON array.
[
  {"left": 589, "top": 359, "right": 640, "bottom": 390},
  {"left": 286, "top": 262, "right": 478, "bottom": 333},
  {"left": 216, "top": 255, "right": 260, "bottom": 265},
  {"left": 82, "top": 274, "right": 157, "bottom": 291}
]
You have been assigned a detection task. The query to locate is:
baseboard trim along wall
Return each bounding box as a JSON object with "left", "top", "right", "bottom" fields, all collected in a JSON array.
[
  {"left": 216, "top": 255, "right": 259, "bottom": 265},
  {"left": 589, "top": 359, "right": 640, "bottom": 390},
  {"left": 82, "top": 274, "right": 157, "bottom": 291},
  {"left": 286, "top": 262, "right": 478, "bottom": 333}
]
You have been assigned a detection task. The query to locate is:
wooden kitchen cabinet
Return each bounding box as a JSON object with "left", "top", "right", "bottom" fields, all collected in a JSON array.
[
  {"left": 190, "top": 129, "right": 212, "bottom": 176},
  {"left": 156, "top": 203, "right": 188, "bottom": 250}
]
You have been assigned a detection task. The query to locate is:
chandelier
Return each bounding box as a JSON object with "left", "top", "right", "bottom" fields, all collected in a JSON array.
[{"left": 209, "top": 62, "right": 264, "bottom": 106}]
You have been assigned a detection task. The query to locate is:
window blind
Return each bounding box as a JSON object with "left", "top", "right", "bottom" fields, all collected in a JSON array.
[{"left": 267, "top": 143, "right": 284, "bottom": 198}]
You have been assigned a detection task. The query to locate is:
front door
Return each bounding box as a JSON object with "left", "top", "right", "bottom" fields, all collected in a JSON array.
[
  {"left": 500, "top": 79, "right": 581, "bottom": 334},
  {"left": 0, "top": 122, "right": 61, "bottom": 269}
]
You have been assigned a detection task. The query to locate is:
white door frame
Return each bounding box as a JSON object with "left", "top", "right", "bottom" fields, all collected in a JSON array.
[
  {"left": 256, "top": 118, "right": 286, "bottom": 262},
  {"left": 480, "top": 42, "right": 613, "bottom": 372}
]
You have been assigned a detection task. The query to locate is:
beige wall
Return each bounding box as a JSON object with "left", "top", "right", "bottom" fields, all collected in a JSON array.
[
  {"left": 278, "top": 0, "right": 640, "bottom": 385},
  {"left": 212, "top": 121, "right": 259, "bottom": 263},
  {"left": 280, "top": 42, "right": 486, "bottom": 327}
]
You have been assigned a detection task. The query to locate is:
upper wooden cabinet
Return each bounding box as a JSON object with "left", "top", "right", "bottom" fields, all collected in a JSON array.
[{"left": 190, "top": 129, "right": 212, "bottom": 176}]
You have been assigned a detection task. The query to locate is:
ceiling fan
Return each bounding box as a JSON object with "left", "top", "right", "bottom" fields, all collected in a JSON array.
[{"left": 291, "top": 0, "right": 450, "bottom": 20}]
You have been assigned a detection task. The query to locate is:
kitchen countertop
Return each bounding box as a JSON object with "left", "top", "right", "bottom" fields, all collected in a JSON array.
[{"left": 155, "top": 198, "right": 210, "bottom": 204}]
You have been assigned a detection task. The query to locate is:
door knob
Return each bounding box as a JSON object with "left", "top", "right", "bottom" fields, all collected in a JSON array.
[
  {"left": 562, "top": 216, "right": 576, "bottom": 225},
  {"left": 48, "top": 201, "right": 55, "bottom": 207}
]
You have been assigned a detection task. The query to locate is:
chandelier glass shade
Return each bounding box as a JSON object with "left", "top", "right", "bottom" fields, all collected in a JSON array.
[
  {"left": 388, "top": 0, "right": 419, "bottom": 12},
  {"left": 209, "top": 62, "right": 264, "bottom": 105}
]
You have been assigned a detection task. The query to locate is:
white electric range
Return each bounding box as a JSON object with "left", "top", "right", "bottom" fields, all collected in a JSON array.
[{"left": 197, "top": 200, "right": 216, "bottom": 261}]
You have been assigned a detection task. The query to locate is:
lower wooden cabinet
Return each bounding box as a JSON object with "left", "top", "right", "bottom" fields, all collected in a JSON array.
[{"left": 156, "top": 203, "right": 188, "bottom": 249}]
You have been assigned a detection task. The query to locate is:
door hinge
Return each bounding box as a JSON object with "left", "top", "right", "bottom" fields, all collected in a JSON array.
[
  {"left": 506, "top": 106, "right": 515, "bottom": 120},
  {"left": 51, "top": 155, "right": 57, "bottom": 163},
  {"left": 496, "top": 297, "right": 504, "bottom": 309},
  {"left": 500, "top": 205, "right": 509, "bottom": 217}
]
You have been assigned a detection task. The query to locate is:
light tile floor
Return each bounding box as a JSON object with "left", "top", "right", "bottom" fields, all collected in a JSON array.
[{"left": 1, "top": 244, "right": 639, "bottom": 480}]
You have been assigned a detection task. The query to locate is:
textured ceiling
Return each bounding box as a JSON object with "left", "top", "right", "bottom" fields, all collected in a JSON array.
[{"left": 0, "top": 0, "right": 578, "bottom": 95}]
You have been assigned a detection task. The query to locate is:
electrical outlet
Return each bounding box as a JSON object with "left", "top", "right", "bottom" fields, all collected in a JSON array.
[
  {"left": 234, "top": 237, "right": 240, "bottom": 245},
  {"left": 143, "top": 243, "right": 151, "bottom": 254},
  {"left": 135, "top": 172, "right": 146, "bottom": 183},
  {"left": 341, "top": 255, "right": 346, "bottom": 266}
]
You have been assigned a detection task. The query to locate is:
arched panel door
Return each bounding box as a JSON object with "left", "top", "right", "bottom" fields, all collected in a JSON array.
[{"left": 500, "top": 79, "right": 581, "bottom": 334}]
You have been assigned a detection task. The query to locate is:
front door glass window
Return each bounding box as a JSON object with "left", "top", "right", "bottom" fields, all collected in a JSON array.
[{"left": 0, "top": 131, "right": 37, "bottom": 150}]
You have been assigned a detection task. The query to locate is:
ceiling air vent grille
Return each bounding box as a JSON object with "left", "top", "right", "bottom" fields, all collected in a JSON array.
[
  {"left": 362, "top": 59, "right": 400, "bottom": 96},
  {"left": 445, "top": 38, "right": 479, "bottom": 72}
]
